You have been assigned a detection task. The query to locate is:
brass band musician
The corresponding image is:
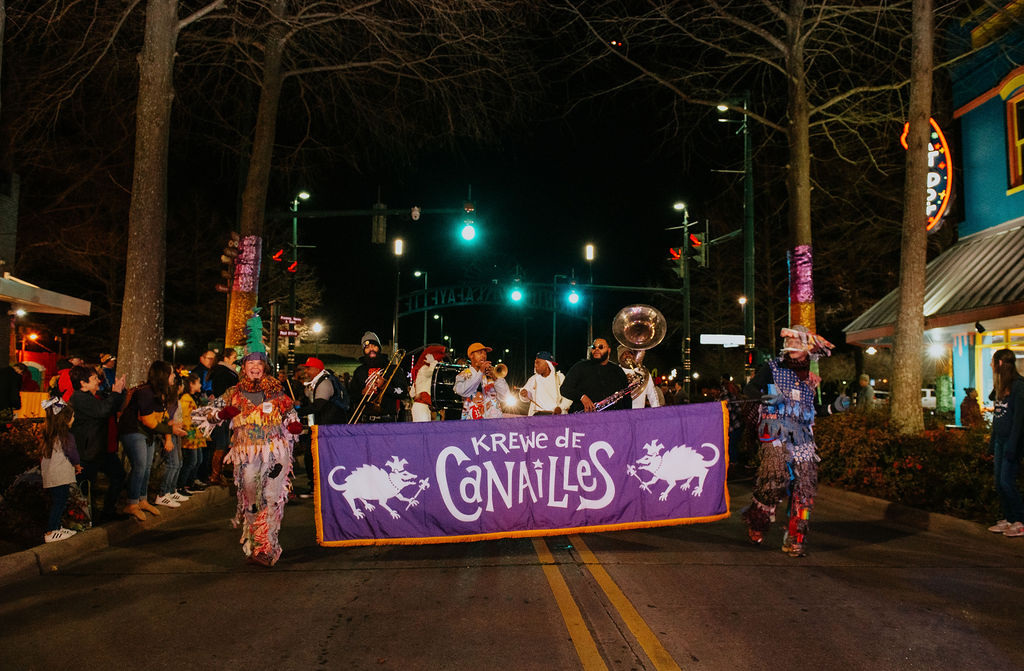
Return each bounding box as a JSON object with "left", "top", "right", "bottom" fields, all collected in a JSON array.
[
  {"left": 560, "top": 338, "right": 630, "bottom": 413},
  {"left": 349, "top": 331, "right": 408, "bottom": 422},
  {"left": 519, "top": 351, "right": 572, "bottom": 416},
  {"left": 617, "top": 346, "right": 661, "bottom": 409},
  {"left": 453, "top": 342, "right": 510, "bottom": 419}
]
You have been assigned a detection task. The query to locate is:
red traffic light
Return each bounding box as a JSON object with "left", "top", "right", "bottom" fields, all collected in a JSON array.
[
  {"left": 668, "top": 247, "right": 681, "bottom": 260},
  {"left": 688, "top": 233, "right": 703, "bottom": 247},
  {"left": 271, "top": 249, "right": 285, "bottom": 262},
  {"left": 286, "top": 261, "right": 298, "bottom": 273}
]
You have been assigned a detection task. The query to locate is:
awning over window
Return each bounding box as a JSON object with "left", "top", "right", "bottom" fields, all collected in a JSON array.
[
  {"left": 845, "top": 218, "right": 1024, "bottom": 345},
  {"left": 0, "top": 273, "right": 90, "bottom": 316}
]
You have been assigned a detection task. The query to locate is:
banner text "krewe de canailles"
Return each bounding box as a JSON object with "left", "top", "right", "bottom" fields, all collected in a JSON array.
[{"left": 313, "top": 403, "right": 730, "bottom": 546}]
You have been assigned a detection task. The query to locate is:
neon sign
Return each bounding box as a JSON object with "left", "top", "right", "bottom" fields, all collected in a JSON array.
[{"left": 900, "top": 117, "right": 953, "bottom": 231}]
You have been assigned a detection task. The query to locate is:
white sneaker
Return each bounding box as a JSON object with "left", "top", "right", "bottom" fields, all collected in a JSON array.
[
  {"left": 154, "top": 494, "right": 181, "bottom": 508},
  {"left": 988, "top": 519, "right": 1011, "bottom": 533},
  {"left": 44, "top": 528, "right": 77, "bottom": 543},
  {"left": 1003, "top": 522, "right": 1024, "bottom": 537},
  {"left": 169, "top": 492, "right": 188, "bottom": 503}
]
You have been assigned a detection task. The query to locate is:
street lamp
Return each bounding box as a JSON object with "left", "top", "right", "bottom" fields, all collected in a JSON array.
[
  {"left": 165, "top": 339, "right": 184, "bottom": 366},
  {"left": 584, "top": 244, "right": 595, "bottom": 345},
  {"left": 288, "top": 191, "right": 310, "bottom": 374},
  {"left": 311, "top": 321, "right": 324, "bottom": 356},
  {"left": 392, "top": 238, "right": 404, "bottom": 350},
  {"left": 414, "top": 270, "right": 429, "bottom": 347}
]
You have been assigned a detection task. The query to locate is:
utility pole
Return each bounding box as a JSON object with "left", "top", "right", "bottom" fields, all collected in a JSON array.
[{"left": 742, "top": 91, "right": 756, "bottom": 378}]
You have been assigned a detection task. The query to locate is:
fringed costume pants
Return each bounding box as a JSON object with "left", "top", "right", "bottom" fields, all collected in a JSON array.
[
  {"left": 743, "top": 438, "right": 818, "bottom": 547},
  {"left": 233, "top": 449, "right": 292, "bottom": 565}
]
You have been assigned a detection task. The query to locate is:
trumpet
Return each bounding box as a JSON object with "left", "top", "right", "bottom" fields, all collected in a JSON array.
[{"left": 485, "top": 362, "right": 507, "bottom": 381}]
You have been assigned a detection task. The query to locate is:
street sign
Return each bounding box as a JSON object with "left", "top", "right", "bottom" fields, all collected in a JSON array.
[
  {"left": 700, "top": 334, "right": 745, "bottom": 348},
  {"left": 278, "top": 329, "right": 299, "bottom": 338},
  {"left": 279, "top": 316, "right": 303, "bottom": 325}
]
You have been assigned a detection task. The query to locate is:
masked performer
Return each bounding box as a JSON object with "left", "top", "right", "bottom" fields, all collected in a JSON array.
[
  {"left": 216, "top": 311, "right": 302, "bottom": 566},
  {"left": 454, "top": 342, "right": 510, "bottom": 419},
  {"left": 741, "top": 325, "right": 847, "bottom": 557}
]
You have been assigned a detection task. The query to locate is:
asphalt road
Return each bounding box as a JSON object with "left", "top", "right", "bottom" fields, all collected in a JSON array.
[{"left": 3, "top": 478, "right": 1024, "bottom": 671}]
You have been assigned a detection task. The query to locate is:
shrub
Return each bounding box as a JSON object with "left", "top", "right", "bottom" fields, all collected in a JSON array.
[{"left": 815, "top": 410, "right": 998, "bottom": 523}]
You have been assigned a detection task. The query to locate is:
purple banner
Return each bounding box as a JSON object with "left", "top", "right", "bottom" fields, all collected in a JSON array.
[{"left": 314, "top": 403, "right": 730, "bottom": 546}]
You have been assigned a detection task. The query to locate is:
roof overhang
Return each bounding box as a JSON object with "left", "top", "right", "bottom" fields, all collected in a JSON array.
[
  {"left": 845, "top": 219, "right": 1024, "bottom": 346},
  {"left": 0, "top": 274, "right": 91, "bottom": 316}
]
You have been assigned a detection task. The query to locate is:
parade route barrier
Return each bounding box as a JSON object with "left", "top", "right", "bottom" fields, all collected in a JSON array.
[{"left": 313, "top": 403, "right": 730, "bottom": 546}]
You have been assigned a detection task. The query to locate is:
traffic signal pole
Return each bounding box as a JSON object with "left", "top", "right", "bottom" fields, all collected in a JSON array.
[
  {"left": 682, "top": 212, "right": 692, "bottom": 399},
  {"left": 288, "top": 199, "right": 299, "bottom": 373}
]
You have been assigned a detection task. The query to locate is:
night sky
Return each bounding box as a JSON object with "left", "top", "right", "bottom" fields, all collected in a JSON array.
[{"left": 291, "top": 106, "right": 730, "bottom": 384}]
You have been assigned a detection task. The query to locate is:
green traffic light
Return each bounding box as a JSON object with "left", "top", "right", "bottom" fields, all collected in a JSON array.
[
  {"left": 509, "top": 288, "right": 523, "bottom": 302},
  {"left": 461, "top": 223, "right": 476, "bottom": 241}
]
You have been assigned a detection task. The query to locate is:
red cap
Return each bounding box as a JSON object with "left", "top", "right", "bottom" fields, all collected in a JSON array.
[{"left": 304, "top": 357, "right": 325, "bottom": 372}]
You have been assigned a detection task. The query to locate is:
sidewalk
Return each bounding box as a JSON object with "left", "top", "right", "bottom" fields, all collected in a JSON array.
[
  {"left": 0, "top": 482, "right": 999, "bottom": 587},
  {"left": 0, "top": 484, "right": 233, "bottom": 587}
]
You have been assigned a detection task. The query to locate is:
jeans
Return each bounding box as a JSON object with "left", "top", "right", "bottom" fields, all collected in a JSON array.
[
  {"left": 159, "top": 441, "right": 182, "bottom": 496},
  {"left": 78, "top": 452, "right": 127, "bottom": 516},
  {"left": 46, "top": 484, "right": 70, "bottom": 532},
  {"left": 993, "top": 436, "right": 1024, "bottom": 523},
  {"left": 122, "top": 432, "right": 155, "bottom": 504},
  {"left": 178, "top": 448, "right": 200, "bottom": 490}
]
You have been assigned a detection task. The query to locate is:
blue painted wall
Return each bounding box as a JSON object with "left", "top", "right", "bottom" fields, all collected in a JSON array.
[
  {"left": 950, "top": 16, "right": 1024, "bottom": 237},
  {"left": 958, "top": 96, "right": 1024, "bottom": 237}
]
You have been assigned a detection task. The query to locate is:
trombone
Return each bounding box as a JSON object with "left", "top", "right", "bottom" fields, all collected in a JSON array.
[{"left": 348, "top": 348, "right": 407, "bottom": 424}]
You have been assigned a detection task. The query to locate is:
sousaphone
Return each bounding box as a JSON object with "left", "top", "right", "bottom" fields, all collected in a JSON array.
[{"left": 611, "top": 304, "right": 666, "bottom": 400}]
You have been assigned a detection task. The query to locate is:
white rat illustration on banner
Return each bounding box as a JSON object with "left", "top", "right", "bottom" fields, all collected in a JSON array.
[
  {"left": 328, "top": 457, "right": 430, "bottom": 519},
  {"left": 627, "top": 439, "right": 721, "bottom": 501}
]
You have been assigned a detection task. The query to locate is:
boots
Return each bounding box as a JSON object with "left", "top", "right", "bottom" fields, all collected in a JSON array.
[
  {"left": 209, "top": 450, "right": 228, "bottom": 486},
  {"left": 125, "top": 504, "right": 146, "bottom": 522},
  {"left": 138, "top": 499, "right": 161, "bottom": 516}
]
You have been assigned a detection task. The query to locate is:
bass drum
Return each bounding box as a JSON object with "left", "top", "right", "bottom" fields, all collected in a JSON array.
[{"left": 430, "top": 363, "right": 465, "bottom": 411}]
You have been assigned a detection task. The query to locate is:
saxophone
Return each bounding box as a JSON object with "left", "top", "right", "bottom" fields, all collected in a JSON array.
[{"left": 592, "top": 370, "right": 646, "bottom": 412}]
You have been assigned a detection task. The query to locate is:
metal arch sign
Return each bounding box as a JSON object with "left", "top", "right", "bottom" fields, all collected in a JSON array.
[
  {"left": 900, "top": 117, "right": 953, "bottom": 232},
  {"left": 399, "top": 284, "right": 589, "bottom": 319}
]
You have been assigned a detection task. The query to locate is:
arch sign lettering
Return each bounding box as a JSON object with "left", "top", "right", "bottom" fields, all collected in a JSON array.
[{"left": 900, "top": 117, "right": 953, "bottom": 232}]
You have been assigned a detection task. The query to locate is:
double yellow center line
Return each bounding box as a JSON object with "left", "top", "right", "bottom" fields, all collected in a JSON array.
[{"left": 533, "top": 535, "right": 682, "bottom": 671}]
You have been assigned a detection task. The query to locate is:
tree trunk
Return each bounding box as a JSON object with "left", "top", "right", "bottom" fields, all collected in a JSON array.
[
  {"left": 116, "top": 0, "right": 178, "bottom": 384},
  {"left": 786, "top": 0, "right": 816, "bottom": 332},
  {"left": 226, "top": 0, "right": 288, "bottom": 348},
  {"left": 891, "top": 0, "right": 934, "bottom": 435}
]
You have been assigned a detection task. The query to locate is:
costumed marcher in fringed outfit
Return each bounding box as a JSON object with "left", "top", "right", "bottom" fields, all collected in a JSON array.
[
  {"left": 741, "top": 325, "right": 848, "bottom": 557},
  {"left": 214, "top": 310, "right": 303, "bottom": 566},
  {"left": 411, "top": 345, "right": 447, "bottom": 422}
]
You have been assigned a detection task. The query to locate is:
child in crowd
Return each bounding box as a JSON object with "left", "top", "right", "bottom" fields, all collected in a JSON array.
[
  {"left": 176, "top": 374, "right": 207, "bottom": 497},
  {"left": 155, "top": 376, "right": 186, "bottom": 508},
  {"left": 40, "top": 397, "right": 81, "bottom": 543}
]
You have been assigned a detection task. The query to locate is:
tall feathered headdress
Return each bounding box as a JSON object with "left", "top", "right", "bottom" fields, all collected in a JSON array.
[{"left": 241, "top": 307, "right": 268, "bottom": 363}]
